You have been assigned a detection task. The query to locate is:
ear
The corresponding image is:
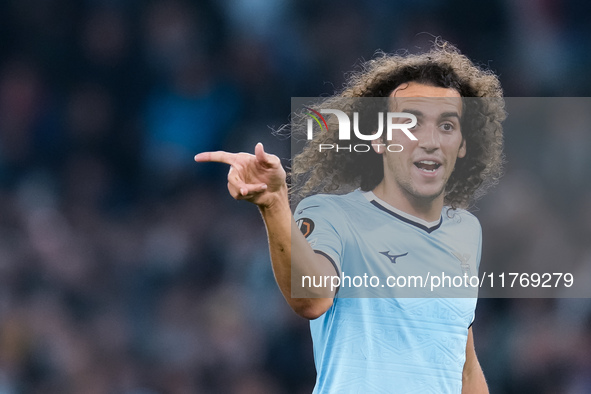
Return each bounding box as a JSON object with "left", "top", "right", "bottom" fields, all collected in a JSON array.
[{"left": 458, "top": 138, "right": 466, "bottom": 159}]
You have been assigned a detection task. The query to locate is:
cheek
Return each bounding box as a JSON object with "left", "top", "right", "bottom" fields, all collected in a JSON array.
[
  {"left": 384, "top": 151, "right": 410, "bottom": 170},
  {"left": 385, "top": 133, "right": 417, "bottom": 153},
  {"left": 445, "top": 135, "right": 466, "bottom": 158},
  {"left": 373, "top": 135, "right": 414, "bottom": 154},
  {"left": 386, "top": 132, "right": 413, "bottom": 145}
]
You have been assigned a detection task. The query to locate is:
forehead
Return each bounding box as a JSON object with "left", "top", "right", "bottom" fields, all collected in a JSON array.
[{"left": 388, "top": 82, "right": 462, "bottom": 115}]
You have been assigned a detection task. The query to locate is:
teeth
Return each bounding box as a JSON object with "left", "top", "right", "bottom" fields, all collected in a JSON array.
[{"left": 415, "top": 160, "right": 440, "bottom": 173}]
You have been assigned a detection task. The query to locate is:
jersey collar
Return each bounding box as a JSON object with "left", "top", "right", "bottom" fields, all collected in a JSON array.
[{"left": 362, "top": 191, "right": 443, "bottom": 234}]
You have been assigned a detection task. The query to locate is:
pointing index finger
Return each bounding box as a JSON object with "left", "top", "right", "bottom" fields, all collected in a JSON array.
[{"left": 194, "top": 151, "right": 236, "bottom": 165}]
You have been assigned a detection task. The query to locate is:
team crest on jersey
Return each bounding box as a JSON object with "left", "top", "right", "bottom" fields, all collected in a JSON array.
[
  {"left": 296, "top": 218, "right": 315, "bottom": 238},
  {"left": 452, "top": 251, "right": 472, "bottom": 276}
]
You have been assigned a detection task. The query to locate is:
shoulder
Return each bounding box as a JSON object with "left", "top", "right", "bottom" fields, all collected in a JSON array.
[
  {"left": 294, "top": 191, "right": 361, "bottom": 216},
  {"left": 443, "top": 207, "right": 482, "bottom": 232},
  {"left": 294, "top": 193, "right": 359, "bottom": 241}
]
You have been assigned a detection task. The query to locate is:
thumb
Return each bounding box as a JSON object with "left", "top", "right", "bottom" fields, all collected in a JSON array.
[{"left": 255, "top": 142, "right": 270, "bottom": 165}]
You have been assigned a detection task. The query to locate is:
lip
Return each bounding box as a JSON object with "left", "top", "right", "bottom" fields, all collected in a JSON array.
[
  {"left": 414, "top": 157, "right": 442, "bottom": 166},
  {"left": 412, "top": 163, "right": 442, "bottom": 178}
]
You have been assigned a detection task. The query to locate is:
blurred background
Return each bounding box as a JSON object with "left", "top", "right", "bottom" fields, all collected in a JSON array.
[{"left": 0, "top": 0, "right": 590, "bottom": 393}]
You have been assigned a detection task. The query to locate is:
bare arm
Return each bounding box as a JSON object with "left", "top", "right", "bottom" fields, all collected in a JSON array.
[
  {"left": 195, "top": 143, "right": 335, "bottom": 319},
  {"left": 462, "top": 327, "right": 488, "bottom": 393}
]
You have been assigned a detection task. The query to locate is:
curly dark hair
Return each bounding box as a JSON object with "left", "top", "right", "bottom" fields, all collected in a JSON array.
[{"left": 290, "top": 39, "right": 506, "bottom": 209}]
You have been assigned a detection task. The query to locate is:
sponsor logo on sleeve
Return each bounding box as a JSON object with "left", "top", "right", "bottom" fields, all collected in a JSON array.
[{"left": 296, "top": 218, "right": 315, "bottom": 238}]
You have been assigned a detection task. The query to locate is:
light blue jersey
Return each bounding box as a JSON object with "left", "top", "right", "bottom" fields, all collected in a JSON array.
[{"left": 294, "top": 190, "right": 482, "bottom": 393}]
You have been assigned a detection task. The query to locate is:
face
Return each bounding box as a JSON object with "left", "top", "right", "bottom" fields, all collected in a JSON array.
[{"left": 372, "top": 82, "right": 466, "bottom": 205}]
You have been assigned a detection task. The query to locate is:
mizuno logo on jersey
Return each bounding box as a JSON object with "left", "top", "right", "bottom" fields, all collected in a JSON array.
[{"left": 379, "top": 251, "right": 408, "bottom": 264}]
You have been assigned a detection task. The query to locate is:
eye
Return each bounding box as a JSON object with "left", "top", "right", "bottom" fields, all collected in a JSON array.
[
  {"left": 440, "top": 122, "right": 455, "bottom": 132},
  {"left": 408, "top": 121, "right": 418, "bottom": 131}
]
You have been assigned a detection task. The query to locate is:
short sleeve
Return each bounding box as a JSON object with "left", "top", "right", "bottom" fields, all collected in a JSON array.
[
  {"left": 475, "top": 221, "right": 482, "bottom": 272},
  {"left": 294, "top": 195, "right": 345, "bottom": 275},
  {"left": 469, "top": 218, "right": 483, "bottom": 328}
]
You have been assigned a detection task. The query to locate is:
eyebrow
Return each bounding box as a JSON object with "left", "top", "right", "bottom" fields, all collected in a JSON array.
[{"left": 401, "top": 109, "right": 461, "bottom": 120}]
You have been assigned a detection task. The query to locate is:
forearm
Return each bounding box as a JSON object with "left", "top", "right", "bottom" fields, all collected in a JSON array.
[
  {"left": 195, "top": 144, "right": 332, "bottom": 318},
  {"left": 462, "top": 328, "right": 489, "bottom": 393},
  {"left": 462, "top": 365, "right": 488, "bottom": 394},
  {"left": 259, "top": 188, "right": 334, "bottom": 319}
]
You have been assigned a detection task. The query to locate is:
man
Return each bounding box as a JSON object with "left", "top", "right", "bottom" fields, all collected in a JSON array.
[{"left": 196, "top": 41, "right": 505, "bottom": 393}]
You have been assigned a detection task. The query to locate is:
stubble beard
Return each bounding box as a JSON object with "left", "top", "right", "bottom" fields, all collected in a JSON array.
[{"left": 396, "top": 169, "right": 449, "bottom": 206}]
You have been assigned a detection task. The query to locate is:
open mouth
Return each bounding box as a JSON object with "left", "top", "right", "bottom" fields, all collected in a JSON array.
[{"left": 414, "top": 160, "right": 441, "bottom": 173}]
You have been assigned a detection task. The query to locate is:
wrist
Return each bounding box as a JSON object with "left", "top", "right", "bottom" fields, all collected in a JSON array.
[{"left": 258, "top": 184, "right": 289, "bottom": 213}]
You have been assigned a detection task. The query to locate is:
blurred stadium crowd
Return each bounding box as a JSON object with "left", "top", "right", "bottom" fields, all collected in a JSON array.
[{"left": 0, "top": 0, "right": 590, "bottom": 393}]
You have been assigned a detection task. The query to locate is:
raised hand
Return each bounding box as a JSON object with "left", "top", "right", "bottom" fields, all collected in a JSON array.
[{"left": 195, "top": 143, "right": 287, "bottom": 208}]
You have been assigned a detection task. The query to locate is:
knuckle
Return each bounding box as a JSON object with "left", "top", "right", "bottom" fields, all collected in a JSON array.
[{"left": 227, "top": 183, "right": 237, "bottom": 196}]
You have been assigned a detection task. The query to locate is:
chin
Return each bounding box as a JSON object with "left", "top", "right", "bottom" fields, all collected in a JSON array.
[{"left": 412, "top": 187, "right": 445, "bottom": 202}]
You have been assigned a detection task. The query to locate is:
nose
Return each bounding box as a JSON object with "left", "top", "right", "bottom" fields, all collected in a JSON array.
[{"left": 417, "top": 124, "right": 440, "bottom": 151}]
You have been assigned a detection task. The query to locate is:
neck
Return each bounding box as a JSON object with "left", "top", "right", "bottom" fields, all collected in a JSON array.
[{"left": 372, "top": 182, "right": 444, "bottom": 222}]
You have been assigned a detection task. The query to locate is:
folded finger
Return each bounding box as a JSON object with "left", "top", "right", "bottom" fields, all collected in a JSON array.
[{"left": 239, "top": 183, "right": 267, "bottom": 196}]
